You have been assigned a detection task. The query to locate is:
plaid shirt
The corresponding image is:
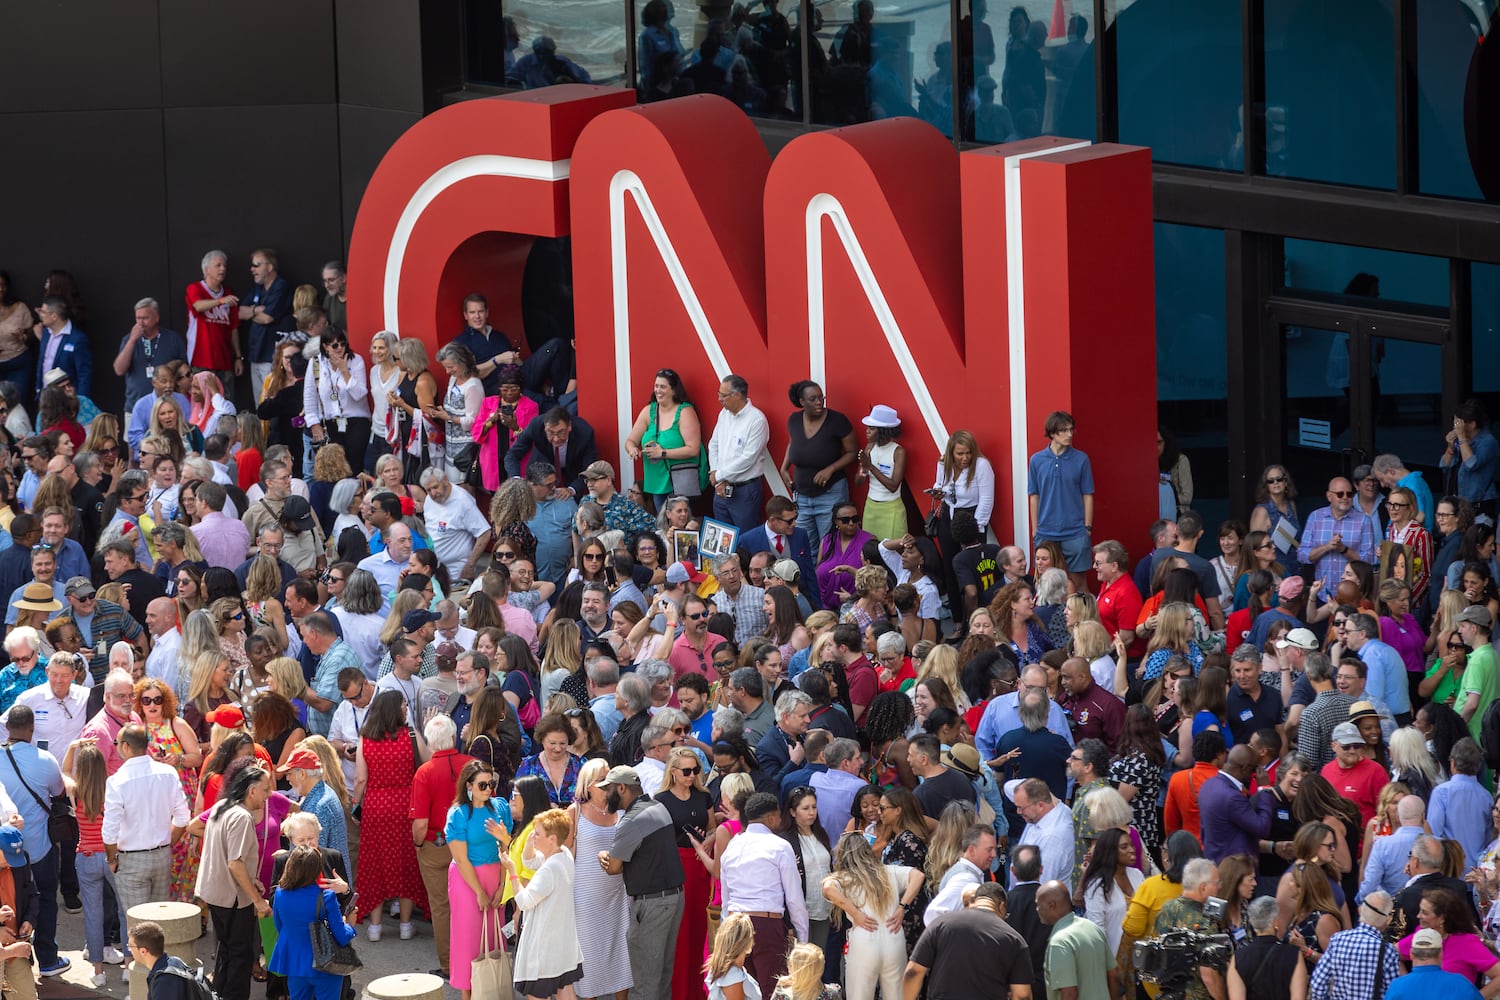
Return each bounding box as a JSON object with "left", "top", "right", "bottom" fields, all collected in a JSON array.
[
  {"left": 79, "top": 598, "right": 144, "bottom": 685},
  {"left": 1310, "top": 923, "right": 1399, "bottom": 1000},
  {"left": 1295, "top": 690, "right": 1355, "bottom": 769},
  {"left": 1299, "top": 506, "right": 1379, "bottom": 601},
  {"left": 713, "top": 582, "right": 768, "bottom": 645}
]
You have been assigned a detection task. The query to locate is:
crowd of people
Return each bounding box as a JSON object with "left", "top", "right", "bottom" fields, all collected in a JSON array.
[{"left": 1, "top": 259, "right": 1499, "bottom": 1000}]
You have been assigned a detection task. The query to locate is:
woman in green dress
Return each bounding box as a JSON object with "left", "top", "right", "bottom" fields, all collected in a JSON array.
[{"left": 624, "top": 368, "right": 706, "bottom": 511}]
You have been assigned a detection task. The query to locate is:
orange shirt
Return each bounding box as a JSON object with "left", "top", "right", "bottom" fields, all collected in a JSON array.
[{"left": 1163, "top": 762, "right": 1220, "bottom": 840}]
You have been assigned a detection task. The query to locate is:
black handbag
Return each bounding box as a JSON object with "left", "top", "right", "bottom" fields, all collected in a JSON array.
[
  {"left": 310, "top": 889, "right": 363, "bottom": 976},
  {"left": 3, "top": 745, "right": 75, "bottom": 846}
]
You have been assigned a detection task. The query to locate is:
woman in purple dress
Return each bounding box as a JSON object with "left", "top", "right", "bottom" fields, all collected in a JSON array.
[{"left": 815, "top": 501, "right": 876, "bottom": 609}]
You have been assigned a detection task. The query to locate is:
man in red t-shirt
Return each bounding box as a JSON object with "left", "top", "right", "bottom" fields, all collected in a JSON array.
[
  {"left": 832, "top": 622, "right": 877, "bottom": 726},
  {"left": 1320, "top": 722, "right": 1389, "bottom": 826},
  {"left": 184, "top": 249, "right": 243, "bottom": 380},
  {"left": 1093, "top": 539, "right": 1145, "bottom": 659}
]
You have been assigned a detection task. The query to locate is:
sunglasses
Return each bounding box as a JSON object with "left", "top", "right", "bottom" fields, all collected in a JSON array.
[
  {"left": 498, "top": 551, "right": 517, "bottom": 560},
  {"left": 583, "top": 553, "right": 604, "bottom": 561},
  {"left": 677, "top": 766, "right": 702, "bottom": 776},
  {"left": 473, "top": 780, "right": 495, "bottom": 791},
  {"left": 140, "top": 695, "right": 164, "bottom": 706},
  {"left": 1265, "top": 475, "right": 1286, "bottom": 484},
  {"left": 1329, "top": 490, "right": 1354, "bottom": 498},
  {"left": 686, "top": 611, "right": 711, "bottom": 620},
  {"left": 835, "top": 516, "right": 859, "bottom": 524}
]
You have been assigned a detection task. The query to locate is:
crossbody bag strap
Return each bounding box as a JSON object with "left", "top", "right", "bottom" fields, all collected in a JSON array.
[
  {"left": 2, "top": 745, "right": 48, "bottom": 814},
  {"left": 1370, "top": 939, "right": 1389, "bottom": 1000}
]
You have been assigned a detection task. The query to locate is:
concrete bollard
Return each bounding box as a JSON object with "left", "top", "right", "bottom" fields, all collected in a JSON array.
[
  {"left": 126, "top": 901, "right": 203, "bottom": 1000},
  {"left": 362, "top": 972, "right": 446, "bottom": 1000}
]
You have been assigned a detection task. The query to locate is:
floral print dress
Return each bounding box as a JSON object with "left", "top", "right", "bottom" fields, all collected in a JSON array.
[{"left": 147, "top": 720, "right": 201, "bottom": 901}]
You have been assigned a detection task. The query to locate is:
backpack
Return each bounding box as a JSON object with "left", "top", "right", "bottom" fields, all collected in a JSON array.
[
  {"left": 1482, "top": 696, "right": 1500, "bottom": 773},
  {"left": 158, "top": 959, "right": 219, "bottom": 1000}
]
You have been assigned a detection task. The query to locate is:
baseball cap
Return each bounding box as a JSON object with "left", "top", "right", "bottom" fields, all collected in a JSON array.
[
  {"left": 666, "top": 560, "right": 704, "bottom": 585},
  {"left": 1277, "top": 576, "right": 1305, "bottom": 600},
  {"left": 279, "top": 495, "right": 316, "bottom": 533},
  {"left": 206, "top": 704, "right": 245, "bottom": 728},
  {"left": 1276, "top": 628, "right": 1318, "bottom": 651},
  {"left": 1456, "top": 605, "right": 1494, "bottom": 629},
  {"left": 402, "top": 608, "right": 441, "bottom": 633},
  {"left": 64, "top": 576, "right": 95, "bottom": 598},
  {"left": 768, "top": 559, "right": 801, "bottom": 584},
  {"left": 276, "top": 747, "right": 321, "bottom": 774},
  {"left": 1412, "top": 928, "right": 1443, "bottom": 950},
  {"left": 0, "top": 826, "right": 26, "bottom": 867},
  {"left": 1003, "top": 778, "right": 1025, "bottom": 803},
  {"left": 598, "top": 765, "right": 642, "bottom": 789},
  {"left": 1331, "top": 722, "right": 1365, "bottom": 747}
]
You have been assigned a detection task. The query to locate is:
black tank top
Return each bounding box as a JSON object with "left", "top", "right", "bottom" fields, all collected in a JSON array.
[{"left": 1234, "top": 937, "right": 1302, "bottom": 1000}]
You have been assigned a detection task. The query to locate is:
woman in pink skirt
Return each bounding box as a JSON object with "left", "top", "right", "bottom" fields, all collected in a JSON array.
[{"left": 447, "top": 760, "right": 514, "bottom": 1000}]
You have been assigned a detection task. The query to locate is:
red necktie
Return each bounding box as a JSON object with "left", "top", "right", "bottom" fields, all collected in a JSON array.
[{"left": 775, "top": 534, "right": 784, "bottom": 554}]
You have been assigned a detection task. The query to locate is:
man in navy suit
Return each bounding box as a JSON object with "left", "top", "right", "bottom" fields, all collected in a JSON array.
[
  {"left": 35, "top": 297, "right": 92, "bottom": 401},
  {"left": 1199, "top": 744, "right": 1274, "bottom": 863},
  {"left": 737, "top": 495, "right": 820, "bottom": 610},
  {"left": 503, "top": 407, "right": 598, "bottom": 498}
]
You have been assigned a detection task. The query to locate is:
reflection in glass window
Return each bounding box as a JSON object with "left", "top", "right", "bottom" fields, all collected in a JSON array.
[
  {"left": 1115, "top": 0, "right": 1241, "bottom": 169},
  {"left": 1416, "top": 1, "right": 1494, "bottom": 200},
  {"left": 1473, "top": 264, "right": 1500, "bottom": 402},
  {"left": 641, "top": 0, "right": 798, "bottom": 118},
  {"left": 1263, "top": 0, "right": 1394, "bottom": 188},
  {"left": 1155, "top": 223, "right": 1229, "bottom": 525},
  {"left": 960, "top": 1, "right": 1095, "bottom": 143},
  {"left": 1282, "top": 239, "right": 1447, "bottom": 307},
  {"left": 464, "top": 1, "right": 628, "bottom": 88},
  {"left": 810, "top": 0, "right": 950, "bottom": 129}
]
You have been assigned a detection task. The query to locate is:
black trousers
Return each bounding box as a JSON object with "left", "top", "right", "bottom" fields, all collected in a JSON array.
[{"left": 208, "top": 903, "right": 258, "bottom": 1000}]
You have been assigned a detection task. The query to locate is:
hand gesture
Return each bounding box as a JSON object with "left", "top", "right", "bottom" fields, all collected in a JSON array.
[
  {"left": 852, "top": 909, "right": 878, "bottom": 932},
  {"left": 485, "top": 818, "right": 508, "bottom": 841},
  {"left": 789, "top": 740, "right": 805, "bottom": 766},
  {"left": 884, "top": 909, "right": 903, "bottom": 933},
  {"left": 324, "top": 875, "right": 350, "bottom": 896}
]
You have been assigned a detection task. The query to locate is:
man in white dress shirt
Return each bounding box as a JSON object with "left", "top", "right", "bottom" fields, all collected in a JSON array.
[
  {"left": 102, "top": 725, "right": 190, "bottom": 923},
  {"left": 719, "top": 793, "right": 809, "bottom": 997},
  {"left": 632, "top": 724, "right": 674, "bottom": 792},
  {"left": 5, "top": 653, "right": 89, "bottom": 751},
  {"left": 141, "top": 598, "right": 182, "bottom": 698},
  {"left": 1009, "top": 777, "right": 1075, "bottom": 889},
  {"left": 925, "top": 823, "right": 998, "bottom": 919},
  {"left": 357, "top": 520, "right": 411, "bottom": 604},
  {"left": 432, "top": 600, "right": 476, "bottom": 652},
  {"left": 707, "top": 374, "right": 771, "bottom": 530}
]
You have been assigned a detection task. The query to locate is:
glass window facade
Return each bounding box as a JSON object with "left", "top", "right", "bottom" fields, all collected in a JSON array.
[
  {"left": 1282, "top": 239, "right": 1448, "bottom": 307},
  {"left": 1473, "top": 263, "right": 1500, "bottom": 403},
  {"left": 1114, "top": 0, "right": 1242, "bottom": 169},
  {"left": 1262, "top": 0, "right": 1395, "bottom": 188},
  {"left": 1416, "top": 0, "right": 1496, "bottom": 199}
]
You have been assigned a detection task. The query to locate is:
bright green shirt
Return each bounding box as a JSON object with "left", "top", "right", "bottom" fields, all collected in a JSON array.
[
  {"left": 1423, "top": 654, "right": 1464, "bottom": 708},
  {"left": 1457, "top": 643, "right": 1498, "bottom": 742},
  {"left": 1046, "top": 912, "right": 1116, "bottom": 1000}
]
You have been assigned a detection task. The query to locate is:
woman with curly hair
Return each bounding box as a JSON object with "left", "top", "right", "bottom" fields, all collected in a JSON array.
[
  {"left": 308, "top": 442, "right": 351, "bottom": 538},
  {"left": 839, "top": 565, "right": 891, "bottom": 634},
  {"left": 243, "top": 554, "right": 289, "bottom": 652},
  {"left": 990, "top": 580, "right": 1053, "bottom": 667},
  {"left": 489, "top": 478, "right": 538, "bottom": 564},
  {"left": 864, "top": 691, "right": 916, "bottom": 788}
]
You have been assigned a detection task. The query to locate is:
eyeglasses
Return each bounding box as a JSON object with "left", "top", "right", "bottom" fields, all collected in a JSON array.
[
  {"left": 878, "top": 803, "right": 897, "bottom": 813},
  {"left": 1265, "top": 475, "right": 1286, "bottom": 484},
  {"left": 140, "top": 695, "right": 164, "bottom": 706},
  {"left": 1384, "top": 500, "right": 1409, "bottom": 509},
  {"left": 1254, "top": 542, "right": 1274, "bottom": 551},
  {"left": 98, "top": 446, "right": 118, "bottom": 456},
  {"left": 1333, "top": 618, "right": 1348, "bottom": 628},
  {"left": 1437, "top": 510, "right": 1457, "bottom": 518},
  {"left": 1329, "top": 490, "right": 1354, "bottom": 498}
]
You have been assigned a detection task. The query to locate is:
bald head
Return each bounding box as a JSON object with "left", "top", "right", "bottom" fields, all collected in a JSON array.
[
  {"left": 1396, "top": 794, "right": 1426, "bottom": 826},
  {"left": 1224, "top": 745, "right": 1258, "bottom": 783},
  {"left": 1035, "top": 880, "right": 1073, "bottom": 925},
  {"left": 145, "top": 596, "right": 178, "bottom": 637},
  {"left": 385, "top": 521, "right": 413, "bottom": 560}
]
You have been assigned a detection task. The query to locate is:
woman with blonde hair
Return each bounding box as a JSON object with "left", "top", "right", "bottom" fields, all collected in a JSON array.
[
  {"left": 1421, "top": 588, "right": 1471, "bottom": 704},
  {"left": 1141, "top": 602, "right": 1204, "bottom": 679},
  {"left": 913, "top": 645, "right": 967, "bottom": 712},
  {"left": 183, "top": 648, "right": 236, "bottom": 743},
  {"left": 264, "top": 656, "right": 312, "bottom": 719},
  {"left": 658, "top": 744, "right": 716, "bottom": 997},
  {"left": 541, "top": 619, "right": 581, "bottom": 705},
  {"left": 379, "top": 590, "right": 427, "bottom": 648},
  {"left": 567, "top": 757, "right": 633, "bottom": 1000},
  {"left": 821, "top": 832, "right": 925, "bottom": 1000},
  {"left": 243, "top": 554, "right": 288, "bottom": 652},
  {"left": 148, "top": 397, "right": 199, "bottom": 464},
  {"left": 693, "top": 772, "right": 755, "bottom": 949},
  {"left": 374, "top": 452, "right": 425, "bottom": 511},
  {"left": 1071, "top": 619, "right": 1117, "bottom": 693},
  {"left": 389, "top": 336, "right": 441, "bottom": 484},
  {"left": 839, "top": 565, "right": 890, "bottom": 633},
  {"left": 771, "top": 942, "right": 838, "bottom": 1000},
  {"left": 1389, "top": 727, "right": 1439, "bottom": 800},
  {"left": 208, "top": 595, "right": 251, "bottom": 683},
  {"left": 72, "top": 740, "right": 123, "bottom": 986},
  {"left": 1062, "top": 591, "right": 1100, "bottom": 646},
  {"left": 366, "top": 329, "right": 403, "bottom": 469}
]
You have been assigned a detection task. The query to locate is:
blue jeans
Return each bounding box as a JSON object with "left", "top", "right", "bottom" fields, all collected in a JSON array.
[
  {"left": 31, "top": 844, "right": 60, "bottom": 967},
  {"left": 76, "top": 852, "right": 127, "bottom": 964},
  {"left": 795, "top": 479, "right": 849, "bottom": 554},
  {"left": 712, "top": 478, "right": 763, "bottom": 532}
]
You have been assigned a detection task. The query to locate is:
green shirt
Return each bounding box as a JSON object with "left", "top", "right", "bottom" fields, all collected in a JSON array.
[
  {"left": 1456, "top": 642, "right": 1498, "bottom": 742},
  {"left": 1046, "top": 912, "right": 1116, "bottom": 1000},
  {"left": 1072, "top": 777, "right": 1109, "bottom": 888},
  {"left": 1422, "top": 654, "right": 1464, "bottom": 708}
]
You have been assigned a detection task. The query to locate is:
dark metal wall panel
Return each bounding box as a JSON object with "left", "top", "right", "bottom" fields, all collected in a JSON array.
[
  {"left": 160, "top": 105, "right": 345, "bottom": 331},
  {"left": 337, "top": 104, "right": 423, "bottom": 250},
  {"left": 336, "top": 0, "right": 426, "bottom": 113},
  {"left": 157, "top": 0, "right": 337, "bottom": 107},
  {"left": 0, "top": 110, "right": 171, "bottom": 413},
  {"left": 0, "top": 0, "right": 163, "bottom": 112}
]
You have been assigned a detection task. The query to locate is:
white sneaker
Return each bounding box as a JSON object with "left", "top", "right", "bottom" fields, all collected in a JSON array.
[
  {"left": 367, "top": 923, "right": 382, "bottom": 942},
  {"left": 102, "top": 945, "right": 126, "bottom": 965},
  {"left": 399, "top": 922, "right": 415, "bottom": 941},
  {"left": 91, "top": 974, "right": 106, "bottom": 988},
  {"left": 389, "top": 900, "right": 400, "bottom": 918}
]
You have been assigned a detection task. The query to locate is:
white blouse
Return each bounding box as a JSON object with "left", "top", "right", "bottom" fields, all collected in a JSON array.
[
  {"left": 303, "top": 352, "right": 372, "bottom": 428},
  {"left": 1083, "top": 866, "right": 1145, "bottom": 954},
  {"left": 933, "top": 456, "right": 996, "bottom": 530},
  {"left": 368, "top": 361, "right": 403, "bottom": 431}
]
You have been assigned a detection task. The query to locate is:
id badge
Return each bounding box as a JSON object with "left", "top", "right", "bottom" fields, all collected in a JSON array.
[
  {"left": 145, "top": 365, "right": 155, "bottom": 380},
  {"left": 336, "top": 418, "right": 348, "bottom": 433}
]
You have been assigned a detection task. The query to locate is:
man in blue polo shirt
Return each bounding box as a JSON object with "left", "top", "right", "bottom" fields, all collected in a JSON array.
[
  {"left": 1027, "top": 409, "right": 1095, "bottom": 592},
  {"left": 237, "top": 250, "right": 295, "bottom": 392}
]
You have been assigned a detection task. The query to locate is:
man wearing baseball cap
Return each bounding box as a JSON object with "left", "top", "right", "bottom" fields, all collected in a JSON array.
[
  {"left": 1320, "top": 722, "right": 1389, "bottom": 827},
  {"left": 1246, "top": 575, "right": 1308, "bottom": 652},
  {"left": 1388, "top": 927, "right": 1484, "bottom": 1000},
  {"left": 1454, "top": 605, "right": 1497, "bottom": 742},
  {"left": 375, "top": 608, "right": 439, "bottom": 681},
  {"left": 277, "top": 748, "right": 348, "bottom": 869},
  {"left": 596, "top": 766, "right": 684, "bottom": 1000}
]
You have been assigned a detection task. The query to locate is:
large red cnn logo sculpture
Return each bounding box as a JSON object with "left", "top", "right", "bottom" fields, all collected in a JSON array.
[{"left": 347, "top": 85, "right": 1157, "bottom": 549}]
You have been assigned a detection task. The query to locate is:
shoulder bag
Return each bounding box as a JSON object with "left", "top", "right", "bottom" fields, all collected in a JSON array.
[
  {"left": 470, "top": 907, "right": 514, "bottom": 1000},
  {"left": 3, "top": 744, "right": 75, "bottom": 846},
  {"left": 310, "top": 888, "right": 363, "bottom": 976}
]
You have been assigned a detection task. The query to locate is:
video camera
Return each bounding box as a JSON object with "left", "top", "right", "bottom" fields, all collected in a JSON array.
[{"left": 1133, "top": 925, "right": 1233, "bottom": 1000}]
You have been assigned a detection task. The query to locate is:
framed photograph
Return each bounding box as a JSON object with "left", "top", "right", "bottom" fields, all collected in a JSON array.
[
  {"left": 699, "top": 517, "right": 737, "bottom": 564},
  {"left": 674, "top": 529, "right": 702, "bottom": 570},
  {"left": 1377, "top": 540, "right": 1412, "bottom": 594}
]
